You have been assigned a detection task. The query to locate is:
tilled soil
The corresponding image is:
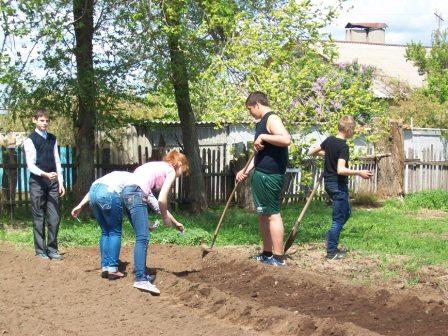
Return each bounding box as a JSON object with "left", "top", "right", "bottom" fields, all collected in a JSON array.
[{"left": 0, "top": 242, "right": 447, "bottom": 336}]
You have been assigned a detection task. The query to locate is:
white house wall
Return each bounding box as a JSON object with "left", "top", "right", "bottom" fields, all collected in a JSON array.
[{"left": 404, "top": 128, "right": 447, "bottom": 161}]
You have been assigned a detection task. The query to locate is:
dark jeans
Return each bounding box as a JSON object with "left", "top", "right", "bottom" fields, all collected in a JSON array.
[
  {"left": 325, "top": 181, "right": 351, "bottom": 255},
  {"left": 29, "top": 174, "right": 60, "bottom": 255},
  {"left": 121, "top": 185, "right": 150, "bottom": 282},
  {"left": 89, "top": 183, "right": 123, "bottom": 272}
]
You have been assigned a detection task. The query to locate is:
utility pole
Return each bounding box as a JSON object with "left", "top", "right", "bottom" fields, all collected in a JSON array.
[{"left": 434, "top": 11, "right": 444, "bottom": 41}]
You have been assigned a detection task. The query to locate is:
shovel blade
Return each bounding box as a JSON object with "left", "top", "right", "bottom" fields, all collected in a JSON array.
[
  {"left": 200, "top": 241, "right": 213, "bottom": 257},
  {"left": 284, "top": 229, "right": 298, "bottom": 254}
]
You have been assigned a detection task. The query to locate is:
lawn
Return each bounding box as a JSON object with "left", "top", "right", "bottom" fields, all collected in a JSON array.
[{"left": 1, "top": 190, "right": 447, "bottom": 270}]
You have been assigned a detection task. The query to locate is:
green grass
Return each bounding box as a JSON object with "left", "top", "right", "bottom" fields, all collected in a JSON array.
[
  {"left": 1, "top": 190, "right": 447, "bottom": 270},
  {"left": 385, "top": 189, "right": 448, "bottom": 211}
]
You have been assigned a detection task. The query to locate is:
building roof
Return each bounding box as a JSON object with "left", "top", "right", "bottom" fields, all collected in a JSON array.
[
  {"left": 134, "top": 120, "right": 252, "bottom": 127},
  {"left": 345, "top": 23, "right": 388, "bottom": 29},
  {"left": 333, "top": 40, "right": 427, "bottom": 91}
]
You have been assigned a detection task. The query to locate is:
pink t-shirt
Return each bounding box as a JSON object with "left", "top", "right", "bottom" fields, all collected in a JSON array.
[{"left": 127, "top": 161, "right": 175, "bottom": 196}]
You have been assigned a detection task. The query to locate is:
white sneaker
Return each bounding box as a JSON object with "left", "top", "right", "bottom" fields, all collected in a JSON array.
[{"left": 133, "top": 280, "right": 160, "bottom": 294}]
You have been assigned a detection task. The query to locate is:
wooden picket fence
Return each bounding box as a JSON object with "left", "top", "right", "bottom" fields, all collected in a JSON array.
[
  {"left": 281, "top": 158, "right": 379, "bottom": 204},
  {"left": 1, "top": 145, "right": 447, "bottom": 211},
  {"left": 0, "top": 144, "right": 232, "bottom": 210},
  {"left": 404, "top": 148, "right": 448, "bottom": 193},
  {"left": 0, "top": 146, "right": 75, "bottom": 209}
]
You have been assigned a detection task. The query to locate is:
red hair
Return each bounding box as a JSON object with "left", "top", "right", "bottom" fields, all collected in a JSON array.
[{"left": 163, "top": 150, "right": 189, "bottom": 175}]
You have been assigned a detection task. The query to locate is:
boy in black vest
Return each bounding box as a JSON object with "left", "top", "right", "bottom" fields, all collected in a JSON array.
[
  {"left": 236, "top": 92, "right": 291, "bottom": 266},
  {"left": 24, "top": 109, "right": 65, "bottom": 260},
  {"left": 309, "top": 116, "right": 372, "bottom": 259}
]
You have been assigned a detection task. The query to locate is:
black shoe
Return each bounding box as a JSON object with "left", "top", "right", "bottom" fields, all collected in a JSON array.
[
  {"left": 100, "top": 271, "right": 109, "bottom": 279},
  {"left": 262, "top": 256, "right": 286, "bottom": 266},
  {"left": 250, "top": 253, "right": 267, "bottom": 262},
  {"left": 36, "top": 253, "right": 50, "bottom": 260},
  {"left": 48, "top": 251, "right": 64, "bottom": 260},
  {"left": 326, "top": 252, "right": 346, "bottom": 260},
  {"left": 108, "top": 272, "right": 126, "bottom": 280}
]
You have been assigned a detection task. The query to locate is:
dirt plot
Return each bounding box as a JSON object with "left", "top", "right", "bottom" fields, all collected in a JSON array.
[{"left": 0, "top": 242, "right": 447, "bottom": 336}]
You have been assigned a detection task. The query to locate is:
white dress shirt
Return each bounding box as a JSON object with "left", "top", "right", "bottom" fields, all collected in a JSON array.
[
  {"left": 24, "top": 128, "right": 64, "bottom": 184},
  {"left": 92, "top": 171, "right": 133, "bottom": 194}
]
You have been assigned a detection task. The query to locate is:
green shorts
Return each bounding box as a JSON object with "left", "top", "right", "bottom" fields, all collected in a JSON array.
[{"left": 251, "top": 170, "right": 285, "bottom": 215}]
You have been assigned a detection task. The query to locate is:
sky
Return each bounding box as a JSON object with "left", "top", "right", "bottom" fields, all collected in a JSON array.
[{"left": 317, "top": 0, "right": 448, "bottom": 45}]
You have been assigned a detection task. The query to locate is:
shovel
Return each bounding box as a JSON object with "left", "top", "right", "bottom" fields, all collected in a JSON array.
[
  {"left": 284, "top": 172, "right": 324, "bottom": 254},
  {"left": 201, "top": 152, "right": 256, "bottom": 256}
]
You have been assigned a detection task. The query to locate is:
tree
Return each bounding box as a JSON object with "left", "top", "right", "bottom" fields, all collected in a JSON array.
[
  {"left": 406, "top": 30, "right": 448, "bottom": 105},
  {"left": 160, "top": 0, "right": 209, "bottom": 212},
  {"left": 125, "top": 0, "right": 246, "bottom": 212},
  {"left": 393, "top": 32, "right": 448, "bottom": 130},
  {"left": 1, "top": 0, "right": 390, "bottom": 206},
  {"left": 195, "top": 1, "right": 387, "bottom": 146},
  {"left": 72, "top": 0, "right": 95, "bottom": 200},
  {"left": 0, "top": 0, "right": 150, "bottom": 202},
  {"left": 140, "top": 0, "right": 296, "bottom": 211},
  {"left": 131, "top": 0, "right": 387, "bottom": 198},
  {"left": 389, "top": 89, "right": 448, "bottom": 130},
  {"left": 376, "top": 120, "right": 405, "bottom": 197}
]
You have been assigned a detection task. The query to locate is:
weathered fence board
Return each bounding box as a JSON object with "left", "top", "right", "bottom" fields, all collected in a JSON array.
[{"left": 1, "top": 145, "right": 447, "bottom": 211}]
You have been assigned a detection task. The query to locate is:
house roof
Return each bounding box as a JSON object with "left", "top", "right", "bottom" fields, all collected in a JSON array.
[
  {"left": 333, "top": 40, "right": 427, "bottom": 91},
  {"left": 134, "top": 120, "right": 252, "bottom": 127},
  {"left": 345, "top": 23, "right": 388, "bottom": 29}
]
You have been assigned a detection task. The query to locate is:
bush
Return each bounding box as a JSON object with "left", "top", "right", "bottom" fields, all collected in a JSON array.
[{"left": 403, "top": 190, "right": 448, "bottom": 211}]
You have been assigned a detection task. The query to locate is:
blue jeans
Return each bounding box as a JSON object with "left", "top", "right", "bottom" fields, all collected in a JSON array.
[
  {"left": 121, "top": 185, "right": 149, "bottom": 282},
  {"left": 325, "top": 181, "right": 351, "bottom": 255},
  {"left": 89, "top": 183, "right": 123, "bottom": 272}
]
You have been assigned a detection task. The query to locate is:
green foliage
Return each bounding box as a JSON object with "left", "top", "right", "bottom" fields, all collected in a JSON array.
[
  {"left": 401, "top": 190, "right": 448, "bottom": 211},
  {"left": 0, "top": 0, "right": 156, "bottom": 132},
  {"left": 0, "top": 113, "right": 74, "bottom": 145},
  {"left": 406, "top": 30, "right": 448, "bottom": 105},
  {"left": 2, "top": 0, "right": 387, "bottom": 136},
  {"left": 389, "top": 89, "right": 448, "bottom": 129},
  {"left": 128, "top": 0, "right": 248, "bottom": 121},
  {"left": 153, "top": 226, "right": 210, "bottom": 245},
  {"left": 194, "top": 0, "right": 387, "bottom": 158},
  {"left": 192, "top": 1, "right": 388, "bottom": 165}
]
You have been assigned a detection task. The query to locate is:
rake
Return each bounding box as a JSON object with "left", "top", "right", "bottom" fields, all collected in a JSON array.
[
  {"left": 284, "top": 172, "right": 324, "bottom": 254},
  {"left": 201, "top": 152, "right": 255, "bottom": 257}
]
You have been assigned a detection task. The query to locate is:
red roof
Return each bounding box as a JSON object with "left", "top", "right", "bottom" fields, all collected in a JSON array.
[{"left": 345, "top": 23, "right": 388, "bottom": 29}]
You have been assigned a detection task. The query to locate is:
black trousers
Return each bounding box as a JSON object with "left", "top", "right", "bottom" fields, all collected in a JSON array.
[{"left": 29, "top": 175, "right": 61, "bottom": 254}]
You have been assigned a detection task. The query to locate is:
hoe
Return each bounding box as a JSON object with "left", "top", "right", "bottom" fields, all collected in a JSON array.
[
  {"left": 201, "top": 152, "right": 255, "bottom": 257},
  {"left": 284, "top": 173, "right": 324, "bottom": 254}
]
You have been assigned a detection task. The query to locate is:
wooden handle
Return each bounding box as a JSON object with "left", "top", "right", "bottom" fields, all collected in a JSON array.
[
  {"left": 292, "top": 173, "right": 324, "bottom": 231},
  {"left": 209, "top": 152, "right": 256, "bottom": 248}
]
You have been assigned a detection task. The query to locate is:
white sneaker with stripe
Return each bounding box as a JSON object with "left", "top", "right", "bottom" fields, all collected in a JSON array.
[{"left": 133, "top": 280, "right": 160, "bottom": 294}]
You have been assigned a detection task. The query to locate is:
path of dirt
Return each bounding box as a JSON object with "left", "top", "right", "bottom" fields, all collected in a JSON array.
[{"left": 0, "top": 242, "right": 447, "bottom": 336}]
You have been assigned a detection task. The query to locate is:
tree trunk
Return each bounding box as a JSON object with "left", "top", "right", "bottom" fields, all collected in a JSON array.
[
  {"left": 233, "top": 152, "right": 255, "bottom": 211},
  {"left": 377, "top": 120, "right": 405, "bottom": 198},
  {"left": 164, "top": 3, "right": 207, "bottom": 212},
  {"left": 72, "top": 0, "right": 96, "bottom": 202},
  {"left": 1, "top": 147, "right": 17, "bottom": 214}
]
